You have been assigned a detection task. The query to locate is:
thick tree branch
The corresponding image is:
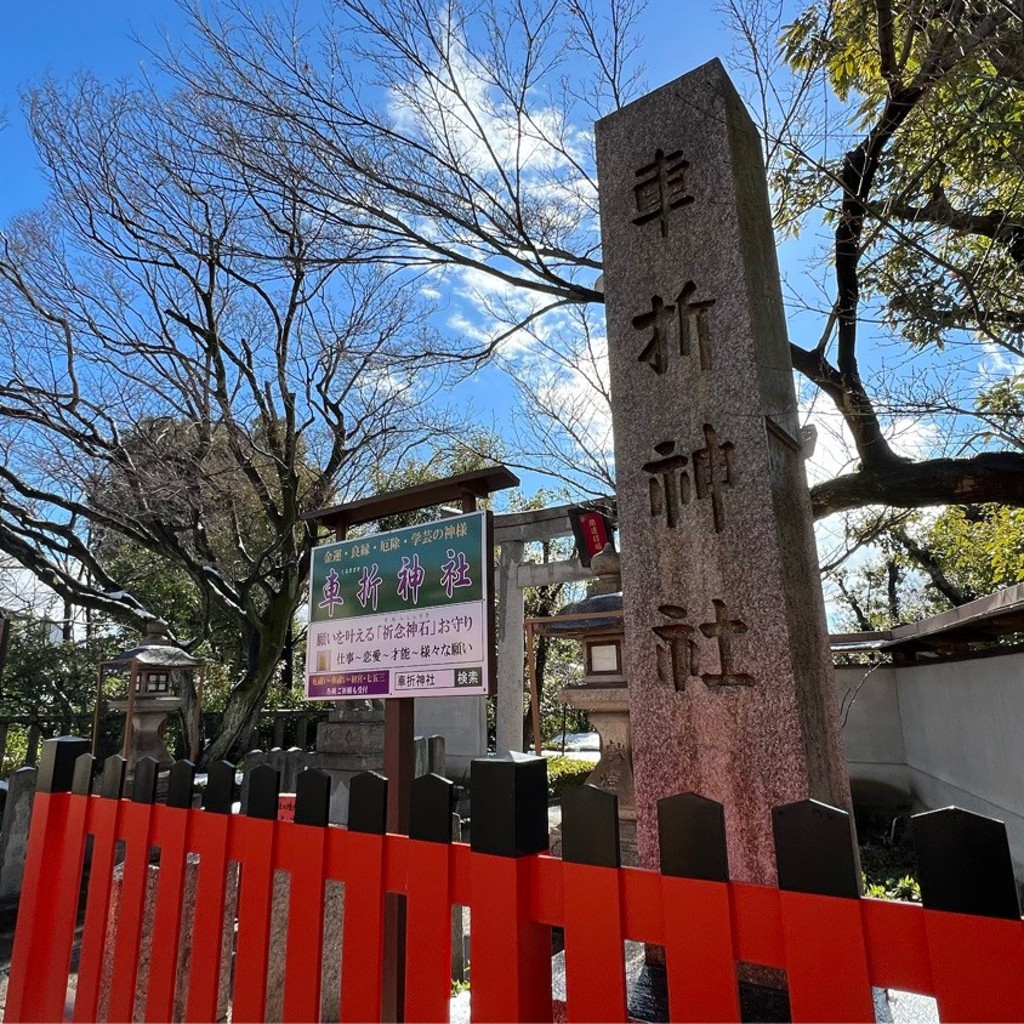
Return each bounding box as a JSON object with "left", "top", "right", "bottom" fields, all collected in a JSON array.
[
  {"left": 831, "top": 6, "right": 1015, "bottom": 468},
  {"left": 887, "top": 191, "right": 1024, "bottom": 268},
  {"left": 835, "top": 573, "right": 873, "bottom": 632},
  {"left": 875, "top": 0, "right": 900, "bottom": 86},
  {"left": 811, "top": 452, "right": 1024, "bottom": 519}
]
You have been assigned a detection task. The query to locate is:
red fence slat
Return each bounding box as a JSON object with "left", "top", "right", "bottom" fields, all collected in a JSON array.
[
  {"left": 729, "top": 881, "right": 785, "bottom": 968},
  {"left": 621, "top": 865, "right": 666, "bottom": 943},
  {"left": 144, "top": 804, "right": 193, "bottom": 1022},
  {"left": 107, "top": 799, "right": 158, "bottom": 1021},
  {"left": 778, "top": 890, "right": 874, "bottom": 1022},
  {"left": 72, "top": 794, "right": 123, "bottom": 1022},
  {"left": 404, "top": 838, "right": 454, "bottom": 1022},
  {"left": 529, "top": 853, "right": 564, "bottom": 927},
  {"left": 470, "top": 852, "right": 552, "bottom": 1023},
  {"left": 924, "top": 910, "right": 1024, "bottom": 1021},
  {"left": 280, "top": 822, "right": 329, "bottom": 1023},
  {"left": 662, "top": 876, "right": 740, "bottom": 1022},
  {"left": 860, "top": 897, "right": 932, "bottom": 994},
  {"left": 450, "top": 841, "right": 474, "bottom": 907},
  {"left": 337, "top": 829, "right": 387, "bottom": 1022},
  {"left": 5, "top": 793, "right": 86, "bottom": 1022},
  {"left": 184, "top": 809, "right": 232, "bottom": 1023},
  {"left": 562, "top": 861, "right": 628, "bottom": 1022},
  {"left": 230, "top": 816, "right": 278, "bottom": 1022}
]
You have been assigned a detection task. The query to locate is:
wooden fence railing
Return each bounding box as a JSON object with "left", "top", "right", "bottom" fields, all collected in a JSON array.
[
  {"left": 0, "top": 709, "right": 328, "bottom": 775},
  {"left": 7, "top": 736, "right": 1024, "bottom": 1022}
]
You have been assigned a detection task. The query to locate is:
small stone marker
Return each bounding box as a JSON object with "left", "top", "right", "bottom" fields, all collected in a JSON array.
[{"left": 595, "top": 59, "right": 853, "bottom": 885}]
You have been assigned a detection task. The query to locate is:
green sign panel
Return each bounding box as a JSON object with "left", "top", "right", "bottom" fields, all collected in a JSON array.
[{"left": 305, "top": 512, "right": 490, "bottom": 699}]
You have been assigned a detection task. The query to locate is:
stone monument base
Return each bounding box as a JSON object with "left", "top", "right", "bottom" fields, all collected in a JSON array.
[{"left": 310, "top": 705, "right": 386, "bottom": 824}]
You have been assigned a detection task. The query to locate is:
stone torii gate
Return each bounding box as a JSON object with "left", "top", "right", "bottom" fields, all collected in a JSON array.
[{"left": 493, "top": 498, "right": 616, "bottom": 754}]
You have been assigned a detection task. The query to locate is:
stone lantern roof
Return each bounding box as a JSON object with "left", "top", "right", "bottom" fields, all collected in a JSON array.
[
  {"left": 106, "top": 619, "right": 203, "bottom": 669},
  {"left": 536, "top": 543, "right": 623, "bottom": 638}
]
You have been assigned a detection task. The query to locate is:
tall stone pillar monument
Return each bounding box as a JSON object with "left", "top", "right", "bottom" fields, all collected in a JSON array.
[{"left": 596, "top": 60, "right": 853, "bottom": 886}]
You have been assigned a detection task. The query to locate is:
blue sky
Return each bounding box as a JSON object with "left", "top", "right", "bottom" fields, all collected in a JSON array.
[
  {"left": 0, "top": 0, "right": 733, "bottom": 496},
  {"left": 0, "top": 0, "right": 985, "bottom": 627},
  {"left": 2, "top": 1, "right": 724, "bottom": 223},
  {"left": 0, "top": 2, "right": 880, "bottom": 603}
]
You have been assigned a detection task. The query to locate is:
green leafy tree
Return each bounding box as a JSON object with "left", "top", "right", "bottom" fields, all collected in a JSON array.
[
  {"left": 0, "top": 617, "right": 118, "bottom": 720},
  {"left": 367, "top": 432, "right": 509, "bottom": 532},
  {"left": 926, "top": 504, "right": 1024, "bottom": 595},
  {"left": 727, "top": 0, "right": 1024, "bottom": 517},
  {"left": 831, "top": 502, "right": 1024, "bottom": 632},
  {"left": 0, "top": 616, "right": 125, "bottom": 772}
]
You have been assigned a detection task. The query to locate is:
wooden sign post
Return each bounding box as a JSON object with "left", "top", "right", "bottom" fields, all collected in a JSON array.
[{"left": 301, "top": 465, "right": 518, "bottom": 1020}]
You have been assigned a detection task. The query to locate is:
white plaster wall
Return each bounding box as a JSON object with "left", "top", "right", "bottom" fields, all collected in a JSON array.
[
  {"left": 836, "top": 664, "right": 913, "bottom": 811},
  {"left": 836, "top": 664, "right": 905, "bottom": 767},
  {"left": 835, "top": 651, "right": 1024, "bottom": 880},
  {"left": 897, "top": 653, "right": 1024, "bottom": 818}
]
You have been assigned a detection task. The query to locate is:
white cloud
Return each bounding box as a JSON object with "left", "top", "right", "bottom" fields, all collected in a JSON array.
[
  {"left": 977, "top": 341, "right": 1024, "bottom": 386},
  {"left": 447, "top": 265, "right": 563, "bottom": 356},
  {"left": 800, "top": 388, "right": 941, "bottom": 487}
]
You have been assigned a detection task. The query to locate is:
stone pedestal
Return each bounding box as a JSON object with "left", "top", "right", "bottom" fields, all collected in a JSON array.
[
  {"left": 110, "top": 696, "right": 183, "bottom": 771},
  {"left": 0, "top": 766, "right": 36, "bottom": 903},
  {"left": 305, "top": 704, "right": 446, "bottom": 824},
  {"left": 309, "top": 705, "right": 385, "bottom": 825},
  {"left": 554, "top": 686, "right": 638, "bottom": 866}
]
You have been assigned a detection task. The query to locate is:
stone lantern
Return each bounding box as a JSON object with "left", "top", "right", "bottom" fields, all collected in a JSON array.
[
  {"left": 97, "top": 620, "right": 204, "bottom": 770},
  {"left": 541, "top": 543, "right": 637, "bottom": 864}
]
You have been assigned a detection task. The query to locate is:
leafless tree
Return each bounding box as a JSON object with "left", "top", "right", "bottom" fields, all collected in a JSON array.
[
  {"left": 160, "top": 0, "right": 1024, "bottom": 514},
  {"left": 0, "top": 74, "right": 467, "bottom": 760}
]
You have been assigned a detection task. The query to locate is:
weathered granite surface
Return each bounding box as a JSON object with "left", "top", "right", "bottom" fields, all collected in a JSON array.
[
  {"left": 0, "top": 768, "right": 35, "bottom": 902},
  {"left": 595, "top": 59, "right": 853, "bottom": 885},
  {"left": 98, "top": 857, "right": 236, "bottom": 1021}
]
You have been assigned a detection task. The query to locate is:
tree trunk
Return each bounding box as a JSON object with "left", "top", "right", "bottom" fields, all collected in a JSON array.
[{"left": 200, "top": 593, "right": 296, "bottom": 766}]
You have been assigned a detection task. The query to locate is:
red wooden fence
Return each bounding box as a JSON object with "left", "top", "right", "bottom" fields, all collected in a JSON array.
[{"left": 6, "top": 737, "right": 1024, "bottom": 1022}]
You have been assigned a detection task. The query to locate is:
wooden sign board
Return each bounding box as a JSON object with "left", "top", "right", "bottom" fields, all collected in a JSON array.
[{"left": 306, "top": 511, "right": 492, "bottom": 700}]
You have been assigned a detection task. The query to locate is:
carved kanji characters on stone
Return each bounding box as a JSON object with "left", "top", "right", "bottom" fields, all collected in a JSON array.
[
  {"left": 676, "top": 281, "right": 716, "bottom": 370},
  {"left": 692, "top": 424, "right": 734, "bottom": 532},
  {"left": 633, "top": 282, "right": 716, "bottom": 375},
  {"left": 632, "top": 295, "right": 676, "bottom": 375},
  {"left": 597, "top": 59, "right": 854, "bottom": 888},
  {"left": 653, "top": 604, "right": 699, "bottom": 690},
  {"left": 642, "top": 442, "right": 691, "bottom": 529},
  {"left": 632, "top": 149, "right": 694, "bottom": 237},
  {"left": 699, "top": 599, "right": 754, "bottom": 686}
]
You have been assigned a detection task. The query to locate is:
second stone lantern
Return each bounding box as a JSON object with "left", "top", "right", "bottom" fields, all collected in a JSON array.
[{"left": 539, "top": 542, "right": 637, "bottom": 865}]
